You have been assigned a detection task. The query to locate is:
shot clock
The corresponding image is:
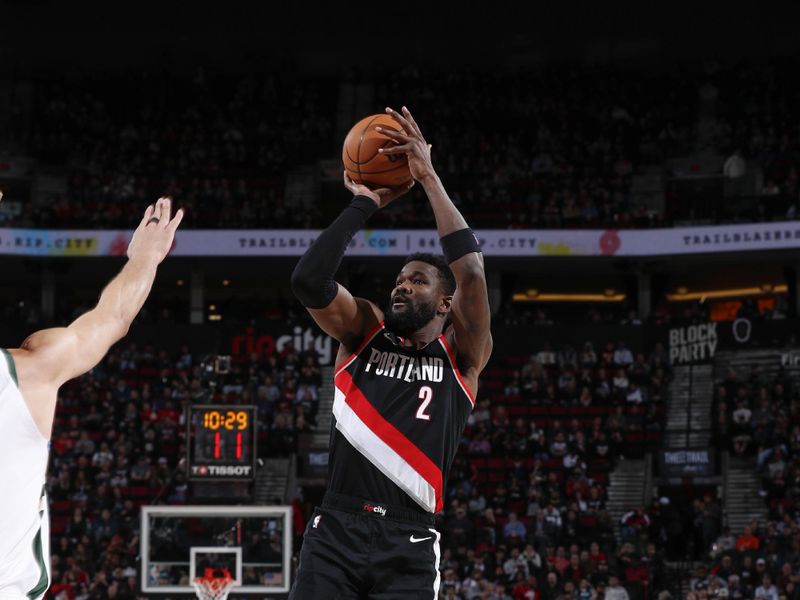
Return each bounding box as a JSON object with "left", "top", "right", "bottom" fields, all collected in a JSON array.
[{"left": 187, "top": 405, "right": 257, "bottom": 481}]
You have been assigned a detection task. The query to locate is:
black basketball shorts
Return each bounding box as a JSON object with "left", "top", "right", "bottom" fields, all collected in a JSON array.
[{"left": 288, "top": 493, "right": 442, "bottom": 600}]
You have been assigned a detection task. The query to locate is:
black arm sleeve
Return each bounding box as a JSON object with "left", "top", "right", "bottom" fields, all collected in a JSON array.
[{"left": 290, "top": 195, "right": 378, "bottom": 309}]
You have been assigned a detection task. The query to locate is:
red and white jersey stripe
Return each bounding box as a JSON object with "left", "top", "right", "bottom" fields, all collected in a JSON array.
[{"left": 326, "top": 323, "right": 473, "bottom": 513}]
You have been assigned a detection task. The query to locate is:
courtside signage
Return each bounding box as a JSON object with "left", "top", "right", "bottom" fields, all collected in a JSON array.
[{"left": 0, "top": 222, "right": 799, "bottom": 257}]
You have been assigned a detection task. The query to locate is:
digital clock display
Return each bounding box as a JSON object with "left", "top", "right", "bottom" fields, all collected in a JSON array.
[
  {"left": 188, "top": 405, "right": 257, "bottom": 481},
  {"left": 203, "top": 409, "right": 249, "bottom": 432}
]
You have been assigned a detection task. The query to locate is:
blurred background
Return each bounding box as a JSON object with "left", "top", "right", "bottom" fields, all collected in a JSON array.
[{"left": 2, "top": 3, "right": 800, "bottom": 599}]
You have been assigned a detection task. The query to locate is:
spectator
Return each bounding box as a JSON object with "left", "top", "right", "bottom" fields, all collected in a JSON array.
[
  {"left": 504, "top": 513, "right": 527, "bottom": 542},
  {"left": 626, "top": 383, "right": 644, "bottom": 404},
  {"left": 620, "top": 507, "right": 650, "bottom": 541},
  {"left": 723, "top": 149, "right": 747, "bottom": 198},
  {"left": 755, "top": 573, "right": 779, "bottom": 600},
  {"left": 540, "top": 572, "right": 561, "bottom": 600},
  {"left": 536, "top": 343, "right": 557, "bottom": 368},
  {"left": 613, "top": 342, "right": 634, "bottom": 367},
  {"left": 580, "top": 343, "right": 598, "bottom": 368},
  {"left": 503, "top": 548, "right": 528, "bottom": 581},
  {"left": 447, "top": 506, "right": 475, "bottom": 548},
  {"left": 605, "top": 575, "right": 630, "bottom": 600},
  {"left": 521, "top": 544, "right": 543, "bottom": 576},
  {"left": 577, "top": 578, "right": 594, "bottom": 600},
  {"left": 713, "top": 526, "right": 737, "bottom": 555},
  {"left": 735, "top": 525, "right": 760, "bottom": 552}
]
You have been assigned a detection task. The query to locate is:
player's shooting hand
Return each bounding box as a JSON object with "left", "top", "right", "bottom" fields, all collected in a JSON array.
[
  {"left": 343, "top": 171, "right": 414, "bottom": 209},
  {"left": 378, "top": 106, "right": 436, "bottom": 183},
  {"left": 127, "top": 197, "right": 184, "bottom": 263}
]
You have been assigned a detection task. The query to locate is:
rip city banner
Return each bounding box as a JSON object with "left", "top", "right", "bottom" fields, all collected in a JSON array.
[{"left": 1, "top": 221, "right": 799, "bottom": 257}]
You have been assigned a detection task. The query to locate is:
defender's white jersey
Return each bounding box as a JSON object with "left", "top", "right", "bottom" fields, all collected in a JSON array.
[{"left": 0, "top": 350, "right": 50, "bottom": 600}]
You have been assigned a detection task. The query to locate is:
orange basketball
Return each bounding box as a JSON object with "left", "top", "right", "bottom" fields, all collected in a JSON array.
[{"left": 342, "top": 114, "right": 412, "bottom": 188}]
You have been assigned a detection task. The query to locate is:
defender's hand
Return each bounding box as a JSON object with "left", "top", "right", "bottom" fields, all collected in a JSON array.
[
  {"left": 377, "top": 106, "right": 436, "bottom": 183},
  {"left": 343, "top": 171, "right": 414, "bottom": 209},
  {"left": 127, "top": 197, "right": 184, "bottom": 263}
]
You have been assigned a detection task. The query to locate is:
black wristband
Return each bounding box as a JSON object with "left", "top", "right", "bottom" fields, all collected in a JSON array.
[{"left": 440, "top": 228, "right": 481, "bottom": 263}]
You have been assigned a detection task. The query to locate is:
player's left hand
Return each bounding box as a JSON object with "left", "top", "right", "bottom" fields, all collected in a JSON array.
[{"left": 377, "top": 106, "right": 436, "bottom": 183}]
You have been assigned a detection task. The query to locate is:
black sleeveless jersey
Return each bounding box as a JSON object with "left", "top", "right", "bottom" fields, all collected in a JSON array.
[{"left": 327, "top": 321, "right": 475, "bottom": 513}]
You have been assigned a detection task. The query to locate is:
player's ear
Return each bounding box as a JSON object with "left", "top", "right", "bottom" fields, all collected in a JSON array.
[{"left": 438, "top": 294, "right": 453, "bottom": 316}]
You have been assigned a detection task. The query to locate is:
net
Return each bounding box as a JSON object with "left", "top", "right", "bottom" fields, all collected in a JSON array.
[{"left": 192, "top": 569, "right": 237, "bottom": 600}]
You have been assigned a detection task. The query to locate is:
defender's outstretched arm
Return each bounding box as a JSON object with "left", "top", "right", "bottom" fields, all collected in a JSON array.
[{"left": 11, "top": 198, "right": 183, "bottom": 435}]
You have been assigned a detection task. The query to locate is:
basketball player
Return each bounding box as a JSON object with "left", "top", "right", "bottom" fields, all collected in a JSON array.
[
  {"left": 290, "top": 107, "right": 492, "bottom": 599},
  {"left": 0, "top": 198, "right": 183, "bottom": 599}
]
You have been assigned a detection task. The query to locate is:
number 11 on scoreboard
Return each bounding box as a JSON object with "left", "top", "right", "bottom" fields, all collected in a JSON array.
[{"left": 213, "top": 431, "right": 243, "bottom": 459}]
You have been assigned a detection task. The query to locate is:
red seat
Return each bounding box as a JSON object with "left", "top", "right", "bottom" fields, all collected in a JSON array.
[
  {"left": 51, "top": 515, "right": 69, "bottom": 534},
  {"left": 579, "top": 515, "right": 598, "bottom": 528},
  {"left": 128, "top": 486, "right": 150, "bottom": 499},
  {"left": 51, "top": 500, "right": 74, "bottom": 515}
]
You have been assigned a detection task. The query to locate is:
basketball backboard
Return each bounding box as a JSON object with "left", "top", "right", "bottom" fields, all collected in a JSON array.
[{"left": 140, "top": 505, "right": 292, "bottom": 595}]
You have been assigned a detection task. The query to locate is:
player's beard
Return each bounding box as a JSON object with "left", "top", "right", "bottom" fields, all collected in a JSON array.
[{"left": 385, "top": 299, "right": 438, "bottom": 337}]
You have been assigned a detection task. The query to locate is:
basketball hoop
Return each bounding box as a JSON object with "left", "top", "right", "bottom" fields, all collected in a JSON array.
[{"left": 192, "top": 569, "right": 237, "bottom": 600}]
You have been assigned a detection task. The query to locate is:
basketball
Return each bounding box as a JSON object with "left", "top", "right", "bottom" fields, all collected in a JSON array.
[{"left": 342, "top": 114, "right": 413, "bottom": 188}]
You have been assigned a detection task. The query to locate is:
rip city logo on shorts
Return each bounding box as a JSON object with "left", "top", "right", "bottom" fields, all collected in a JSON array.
[
  {"left": 313, "top": 515, "right": 322, "bottom": 528},
  {"left": 362, "top": 503, "right": 387, "bottom": 517}
]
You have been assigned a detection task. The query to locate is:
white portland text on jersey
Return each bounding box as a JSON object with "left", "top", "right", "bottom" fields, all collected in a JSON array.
[{"left": 364, "top": 349, "right": 444, "bottom": 383}]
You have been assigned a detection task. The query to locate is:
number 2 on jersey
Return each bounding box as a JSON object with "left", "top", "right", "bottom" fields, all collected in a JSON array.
[{"left": 416, "top": 385, "right": 433, "bottom": 421}]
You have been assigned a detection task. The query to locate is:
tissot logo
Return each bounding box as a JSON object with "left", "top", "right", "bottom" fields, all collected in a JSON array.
[
  {"left": 192, "top": 465, "right": 252, "bottom": 477},
  {"left": 362, "top": 503, "right": 387, "bottom": 517}
]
